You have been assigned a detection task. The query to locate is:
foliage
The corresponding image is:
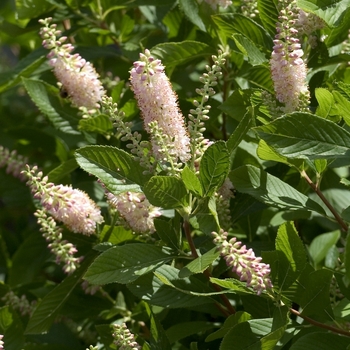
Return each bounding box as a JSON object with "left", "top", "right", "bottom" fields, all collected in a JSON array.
[{"left": 1, "top": 0, "right": 350, "bottom": 349}]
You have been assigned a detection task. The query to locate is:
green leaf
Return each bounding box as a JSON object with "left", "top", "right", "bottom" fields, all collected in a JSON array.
[
  {"left": 178, "top": 0, "right": 206, "bottom": 32},
  {"left": 332, "top": 90, "right": 350, "bottom": 126},
  {"left": 127, "top": 265, "right": 213, "bottom": 308},
  {"left": 226, "top": 109, "right": 253, "bottom": 154},
  {"left": 309, "top": 230, "right": 341, "bottom": 266},
  {"left": 0, "top": 49, "right": 46, "bottom": 93},
  {"left": 143, "top": 176, "right": 188, "bottom": 209},
  {"left": 166, "top": 321, "right": 215, "bottom": 344},
  {"left": 315, "top": 88, "right": 340, "bottom": 122},
  {"left": 16, "top": 0, "right": 56, "bottom": 19},
  {"left": 99, "top": 225, "right": 135, "bottom": 245},
  {"left": 254, "top": 112, "right": 350, "bottom": 160},
  {"left": 25, "top": 254, "right": 95, "bottom": 334},
  {"left": 47, "top": 158, "right": 79, "bottom": 183},
  {"left": 300, "top": 269, "right": 333, "bottom": 319},
  {"left": 75, "top": 145, "right": 150, "bottom": 194},
  {"left": 179, "top": 247, "right": 220, "bottom": 278},
  {"left": 210, "top": 278, "right": 259, "bottom": 295},
  {"left": 275, "top": 222, "right": 307, "bottom": 290},
  {"left": 344, "top": 233, "right": 350, "bottom": 283},
  {"left": 212, "top": 14, "right": 272, "bottom": 50},
  {"left": 257, "top": 0, "right": 279, "bottom": 36},
  {"left": 22, "top": 78, "right": 80, "bottom": 135},
  {"left": 229, "top": 165, "right": 326, "bottom": 215},
  {"left": 78, "top": 114, "right": 113, "bottom": 134},
  {"left": 154, "top": 218, "right": 181, "bottom": 251},
  {"left": 142, "top": 302, "right": 171, "bottom": 350},
  {"left": 289, "top": 332, "right": 350, "bottom": 350},
  {"left": 181, "top": 166, "right": 203, "bottom": 196},
  {"left": 84, "top": 244, "right": 173, "bottom": 285},
  {"left": 0, "top": 307, "right": 25, "bottom": 350},
  {"left": 232, "top": 33, "right": 268, "bottom": 66},
  {"left": 151, "top": 41, "right": 212, "bottom": 69},
  {"left": 199, "top": 141, "right": 230, "bottom": 197},
  {"left": 243, "top": 65, "right": 274, "bottom": 91}
]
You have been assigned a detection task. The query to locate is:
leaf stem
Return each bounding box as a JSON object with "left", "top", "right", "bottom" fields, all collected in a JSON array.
[
  {"left": 289, "top": 307, "right": 350, "bottom": 337},
  {"left": 301, "top": 170, "right": 348, "bottom": 232},
  {"left": 183, "top": 220, "right": 236, "bottom": 316}
]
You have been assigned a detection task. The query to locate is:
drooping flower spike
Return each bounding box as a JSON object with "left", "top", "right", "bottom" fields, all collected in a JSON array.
[
  {"left": 23, "top": 165, "right": 104, "bottom": 235},
  {"left": 212, "top": 230, "right": 273, "bottom": 295},
  {"left": 0, "top": 145, "right": 28, "bottom": 181},
  {"left": 39, "top": 17, "right": 105, "bottom": 109}
]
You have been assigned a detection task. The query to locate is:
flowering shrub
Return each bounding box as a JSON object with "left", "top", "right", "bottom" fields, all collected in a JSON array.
[{"left": 1, "top": 0, "right": 350, "bottom": 349}]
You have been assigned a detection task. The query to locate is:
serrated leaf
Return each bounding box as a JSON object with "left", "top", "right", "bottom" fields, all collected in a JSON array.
[
  {"left": 289, "top": 332, "right": 350, "bottom": 350},
  {"left": 315, "top": 88, "right": 338, "bottom": 120},
  {"left": 309, "top": 230, "right": 340, "bottom": 266},
  {"left": 181, "top": 166, "right": 203, "bottom": 196},
  {"left": 179, "top": 247, "right": 220, "bottom": 278},
  {"left": 226, "top": 109, "right": 253, "bottom": 154},
  {"left": 254, "top": 112, "right": 350, "bottom": 160},
  {"left": 154, "top": 218, "right": 181, "bottom": 251},
  {"left": 143, "top": 176, "right": 188, "bottom": 209},
  {"left": 25, "top": 254, "right": 95, "bottom": 334},
  {"left": 178, "top": 0, "right": 206, "bottom": 32},
  {"left": 75, "top": 145, "right": 150, "bottom": 194},
  {"left": 79, "top": 114, "right": 113, "bottom": 134},
  {"left": 275, "top": 222, "right": 307, "bottom": 290},
  {"left": 199, "top": 141, "right": 230, "bottom": 197},
  {"left": 232, "top": 33, "right": 268, "bottom": 65},
  {"left": 257, "top": 0, "right": 279, "bottom": 36},
  {"left": 151, "top": 41, "right": 212, "bottom": 68},
  {"left": 84, "top": 244, "right": 173, "bottom": 285},
  {"left": 22, "top": 78, "right": 80, "bottom": 135},
  {"left": 229, "top": 165, "right": 326, "bottom": 215},
  {"left": 127, "top": 265, "right": 213, "bottom": 308}
]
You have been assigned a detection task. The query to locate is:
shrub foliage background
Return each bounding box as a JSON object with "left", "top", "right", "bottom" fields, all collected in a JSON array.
[{"left": 1, "top": 0, "right": 350, "bottom": 349}]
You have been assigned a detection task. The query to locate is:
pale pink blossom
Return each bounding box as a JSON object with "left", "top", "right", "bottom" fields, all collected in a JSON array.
[
  {"left": 39, "top": 18, "right": 104, "bottom": 109},
  {"left": 23, "top": 165, "right": 104, "bottom": 235},
  {"left": 130, "top": 49, "right": 190, "bottom": 166},
  {"left": 106, "top": 191, "right": 161, "bottom": 234},
  {"left": 212, "top": 230, "right": 273, "bottom": 295},
  {"left": 270, "top": 0, "right": 310, "bottom": 113},
  {"left": 2, "top": 291, "right": 36, "bottom": 317}
]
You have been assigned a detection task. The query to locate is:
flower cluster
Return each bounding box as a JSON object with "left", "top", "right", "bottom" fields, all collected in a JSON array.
[
  {"left": 112, "top": 323, "right": 141, "bottom": 350},
  {"left": 198, "top": 0, "right": 232, "bottom": 9},
  {"left": 39, "top": 17, "right": 105, "bottom": 109},
  {"left": 35, "top": 209, "right": 83, "bottom": 274},
  {"left": 270, "top": 0, "right": 310, "bottom": 113},
  {"left": 212, "top": 230, "right": 273, "bottom": 295},
  {"left": 23, "top": 165, "right": 104, "bottom": 235},
  {"left": 130, "top": 49, "right": 190, "bottom": 172},
  {"left": 296, "top": 10, "right": 325, "bottom": 48},
  {"left": 2, "top": 291, "right": 36, "bottom": 317},
  {"left": 0, "top": 334, "right": 3, "bottom": 349},
  {"left": 106, "top": 191, "right": 161, "bottom": 234},
  {"left": 241, "top": 0, "right": 259, "bottom": 18},
  {"left": 0, "top": 145, "right": 28, "bottom": 181}
]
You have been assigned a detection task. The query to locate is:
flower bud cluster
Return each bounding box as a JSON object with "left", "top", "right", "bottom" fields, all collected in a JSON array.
[
  {"left": 0, "top": 334, "right": 3, "bottom": 349},
  {"left": 296, "top": 10, "right": 325, "bottom": 48},
  {"left": 241, "top": 0, "right": 259, "bottom": 18},
  {"left": 188, "top": 51, "right": 226, "bottom": 168},
  {"left": 39, "top": 17, "right": 105, "bottom": 109},
  {"left": 1, "top": 291, "right": 36, "bottom": 317},
  {"left": 23, "top": 165, "right": 104, "bottom": 235},
  {"left": 0, "top": 145, "right": 28, "bottom": 181},
  {"left": 216, "top": 178, "right": 234, "bottom": 230},
  {"left": 270, "top": 0, "right": 310, "bottom": 113},
  {"left": 198, "top": 0, "right": 232, "bottom": 10},
  {"left": 35, "top": 209, "right": 83, "bottom": 274},
  {"left": 112, "top": 323, "right": 141, "bottom": 350},
  {"left": 130, "top": 49, "right": 190, "bottom": 171},
  {"left": 212, "top": 230, "right": 273, "bottom": 295},
  {"left": 102, "top": 96, "right": 154, "bottom": 174},
  {"left": 106, "top": 191, "right": 161, "bottom": 234}
]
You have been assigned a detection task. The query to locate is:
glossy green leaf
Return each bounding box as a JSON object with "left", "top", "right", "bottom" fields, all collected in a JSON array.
[
  {"left": 25, "top": 254, "right": 95, "bottom": 334},
  {"left": 309, "top": 230, "right": 340, "bottom": 266},
  {"left": 210, "top": 278, "right": 259, "bottom": 295},
  {"left": 315, "top": 88, "right": 339, "bottom": 121},
  {"left": 181, "top": 166, "right": 203, "bottom": 196},
  {"left": 0, "top": 306, "right": 25, "bottom": 350},
  {"left": 22, "top": 78, "right": 80, "bottom": 135},
  {"left": 275, "top": 222, "right": 307, "bottom": 290},
  {"left": 254, "top": 113, "right": 350, "bottom": 159},
  {"left": 144, "top": 176, "right": 188, "bottom": 209},
  {"left": 229, "top": 165, "right": 326, "bottom": 215},
  {"left": 75, "top": 145, "right": 150, "bottom": 194},
  {"left": 290, "top": 332, "right": 350, "bottom": 350},
  {"left": 154, "top": 217, "right": 181, "bottom": 251},
  {"left": 78, "top": 114, "right": 113, "bottom": 134},
  {"left": 199, "top": 141, "right": 230, "bottom": 197},
  {"left": 257, "top": 0, "right": 279, "bottom": 36},
  {"left": 179, "top": 247, "right": 220, "bottom": 278},
  {"left": 84, "top": 244, "right": 173, "bottom": 285}
]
